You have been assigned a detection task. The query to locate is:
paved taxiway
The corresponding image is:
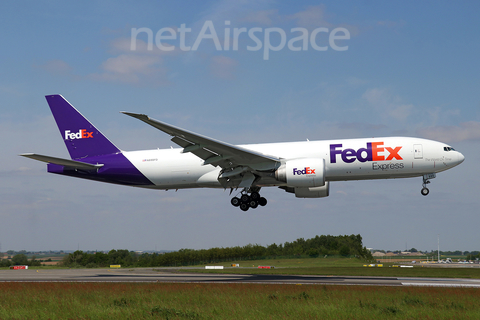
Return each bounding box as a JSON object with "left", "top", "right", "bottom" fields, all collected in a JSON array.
[{"left": 1, "top": 268, "right": 480, "bottom": 287}]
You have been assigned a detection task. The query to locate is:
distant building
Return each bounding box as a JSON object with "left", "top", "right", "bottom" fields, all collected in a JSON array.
[{"left": 372, "top": 252, "right": 385, "bottom": 257}]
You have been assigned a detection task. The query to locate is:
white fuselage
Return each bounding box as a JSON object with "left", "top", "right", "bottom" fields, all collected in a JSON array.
[{"left": 122, "top": 137, "right": 464, "bottom": 190}]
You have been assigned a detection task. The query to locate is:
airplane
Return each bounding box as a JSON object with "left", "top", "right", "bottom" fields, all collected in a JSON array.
[{"left": 21, "top": 95, "right": 465, "bottom": 211}]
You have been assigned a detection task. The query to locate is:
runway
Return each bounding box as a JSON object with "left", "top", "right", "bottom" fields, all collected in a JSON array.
[{"left": 1, "top": 268, "right": 480, "bottom": 287}]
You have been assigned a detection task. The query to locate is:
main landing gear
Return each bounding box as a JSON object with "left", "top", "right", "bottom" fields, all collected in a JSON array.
[
  {"left": 421, "top": 173, "right": 436, "bottom": 196},
  {"left": 231, "top": 189, "right": 267, "bottom": 211}
]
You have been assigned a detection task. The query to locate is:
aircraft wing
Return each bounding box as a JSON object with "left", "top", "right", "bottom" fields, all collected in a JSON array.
[
  {"left": 20, "top": 153, "right": 104, "bottom": 170},
  {"left": 122, "top": 112, "right": 281, "bottom": 174}
]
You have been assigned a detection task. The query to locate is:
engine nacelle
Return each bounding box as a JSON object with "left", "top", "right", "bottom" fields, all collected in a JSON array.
[
  {"left": 279, "top": 182, "right": 330, "bottom": 198},
  {"left": 294, "top": 183, "right": 330, "bottom": 198},
  {"left": 275, "top": 158, "right": 325, "bottom": 187}
]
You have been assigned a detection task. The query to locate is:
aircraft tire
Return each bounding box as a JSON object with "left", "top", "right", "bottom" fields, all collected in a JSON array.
[
  {"left": 240, "top": 203, "right": 249, "bottom": 211},
  {"left": 231, "top": 197, "right": 241, "bottom": 207},
  {"left": 249, "top": 200, "right": 258, "bottom": 208},
  {"left": 258, "top": 197, "right": 267, "bottom": 206},
  {"left": 421, "top": 187, "right": 429, "bottom": 196},
  {"left": 250, "top": 192, "right": 260, "bottom": 200},
  {"left": 240, "top": 194, "right": 250, "bottom": 203}
]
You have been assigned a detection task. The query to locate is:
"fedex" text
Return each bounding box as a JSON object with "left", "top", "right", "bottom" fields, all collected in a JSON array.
[
  {"left": 330, "top": 142, "right": 402, "bottom": 164},
  {"left": 64, "top": 129, "right": 93, "bottom": 140},
  {"left": 293, "top": 167, "right": 316, "bottom": 175}
]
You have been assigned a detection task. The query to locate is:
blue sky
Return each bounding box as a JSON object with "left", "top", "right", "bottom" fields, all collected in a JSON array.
[{"left": 1, "top": 1, "right": 479, "bottom": 252}]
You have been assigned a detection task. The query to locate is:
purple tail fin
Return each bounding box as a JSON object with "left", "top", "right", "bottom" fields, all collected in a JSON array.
[{"left": 46, "top": 95, "right": 120, "bottom": 160}]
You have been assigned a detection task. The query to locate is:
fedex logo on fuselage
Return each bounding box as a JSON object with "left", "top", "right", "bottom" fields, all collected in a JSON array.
[
  {"left": 293, "top": 167, "right": 316, "bottom": 175},
  {"left": 64, "top": 129, "right": 93, "bottom": 140},
  {"left": 330, "top": 142, "right": 402, "bottom": 164}
]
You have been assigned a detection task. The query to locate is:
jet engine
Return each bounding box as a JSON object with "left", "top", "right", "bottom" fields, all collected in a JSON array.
[{"left": 275, "top": 158, "right": 325, "bottom": 187}]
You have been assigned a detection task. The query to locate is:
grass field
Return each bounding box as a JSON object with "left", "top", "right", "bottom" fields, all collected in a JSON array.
[
  {"left": 0, "top": 282, "right": 479, "bottom": 319},
  {"left": 2, "top": 258, "right": 480, "bottom": 318}
]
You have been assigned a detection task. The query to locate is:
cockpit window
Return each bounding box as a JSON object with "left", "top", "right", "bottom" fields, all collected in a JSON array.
[{"left": 444, "top": 147, "right": 455, "bottom": 151}]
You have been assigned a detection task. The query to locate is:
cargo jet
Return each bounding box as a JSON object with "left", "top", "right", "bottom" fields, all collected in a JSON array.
[{"left": 21, "top": 95, "right": 465, "bottom": 211}]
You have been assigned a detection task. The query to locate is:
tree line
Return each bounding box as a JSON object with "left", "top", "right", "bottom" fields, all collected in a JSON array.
[
  {"left": 466, "top": 252, "right": 480, "bottom": 261},
  {"left": 58, "top": 234, "right": 373, "bottom": 268},
  {"left": 0, "top": 254, "right": 42, "bottom": 267}
]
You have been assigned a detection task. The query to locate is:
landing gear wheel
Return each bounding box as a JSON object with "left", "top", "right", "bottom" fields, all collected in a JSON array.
[
  {"left": 258, "top": 197, "right": 267, "bottom": 206},
  {"left": 231, "top": 197, "right": 240, "bottom": 207},
  {"left": 249, "top": 200, "right": 258, "bottom": 209},
  {"left": 250, "top": 192, "right": 260, "bottom": 200},
  {"left": 232, "top": 188, "right": 267, "bottom": 210},
  {"left": 421, "top": 187, "right": 429, "bottom": 196}
]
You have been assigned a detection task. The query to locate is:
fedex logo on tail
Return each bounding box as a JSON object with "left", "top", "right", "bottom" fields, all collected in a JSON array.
[
  {"left": 330, "top": 142, "right": 402, "bottom": 164},
  {"left": 64, "top": 129, "right": 93, "bottom": 140},
  {"left": 293, "top": 167, "right": 316, "bottom": 175}
]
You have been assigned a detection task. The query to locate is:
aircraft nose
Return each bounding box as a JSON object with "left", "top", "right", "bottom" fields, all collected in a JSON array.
[{"left": 457, "top": 151, "right": 465, "bottom": 164}]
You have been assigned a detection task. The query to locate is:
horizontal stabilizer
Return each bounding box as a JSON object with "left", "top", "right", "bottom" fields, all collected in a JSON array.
[{"left": 20, "top": 153, "right": 104, "bottom": 170}]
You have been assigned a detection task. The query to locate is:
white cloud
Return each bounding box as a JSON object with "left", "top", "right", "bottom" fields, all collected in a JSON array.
[
  {"left": 194, "top": 0, "right": 275, "bottom": 25},
  {"left": 90, "top": 54, "right": 167, "bottom": 85},
  {"left": 89, "top": 38, "right": 175, "bottom": 86},
  {"left": 388, "top": 103, "right": 414, "bottom": 121},
  {"left": 111, "top": 37, "right": 176, "bottom": 54},
  {"left": 287, "top": 5, "right": 359, "bottom": 35},
  {"left": 240, "top": 9, "right": 278, "bottom": 25},
  {"left": 103, "top": 54, "right": 161, "bottom": 82},
  {"left": 38, "top": 59, "right": 73, "bottom": 75},
  {"left": 35, "top": 39, "right": 176, "bottom": 86},
  {"left": 289, "top": 5, "right": 332, "bottom": 29},
  {"left": 37, "top": 59, "right": 75, "bottom": 78},
  {"left": 417, "top": 121, "right": 480, "bottom": 143},
  {"left": 103, "top": 54, "right": 160, "bottom": 75},
  {"left": 362, "top": 87, "right": 414, "bottom": 122},
  {"left": 362, "top": 87, "right": 388, "bottom": 105}
]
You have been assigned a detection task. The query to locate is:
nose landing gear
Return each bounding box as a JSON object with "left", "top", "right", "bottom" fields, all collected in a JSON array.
[
  {"left": 231, "top": 189, "right": 267, "bottom": 211},
  {"left": 421, "top": 173, "right": 436, "bottom": 196},
  {"left": 421, "top": 186, "right": 429, "bottom": 196}
]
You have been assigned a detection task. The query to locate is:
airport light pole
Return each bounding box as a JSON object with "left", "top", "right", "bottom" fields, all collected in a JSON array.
[{"left": 437, "top": 235, "right": 440, "bottom": 263}]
